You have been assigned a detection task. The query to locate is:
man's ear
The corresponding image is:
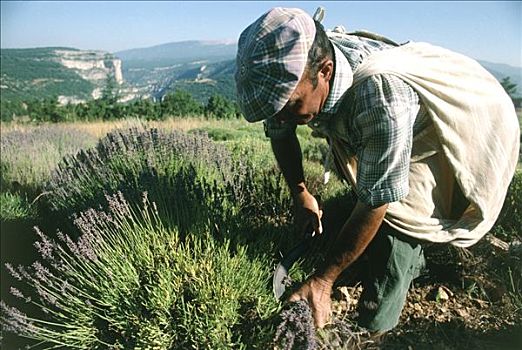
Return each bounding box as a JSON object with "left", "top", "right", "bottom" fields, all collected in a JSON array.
[{"left": 320, "top": 59, "right": 334, "bottom": 82}]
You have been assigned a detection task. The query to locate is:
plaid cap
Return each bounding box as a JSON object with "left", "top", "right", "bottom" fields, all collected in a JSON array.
[{"left": 235, "top": 7, "right": 316, "bottom": 122}]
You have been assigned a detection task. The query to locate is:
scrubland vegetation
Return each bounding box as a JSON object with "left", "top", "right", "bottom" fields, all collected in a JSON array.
[{"left": 1, "top": 111, "right": 521, "bottom": 349}]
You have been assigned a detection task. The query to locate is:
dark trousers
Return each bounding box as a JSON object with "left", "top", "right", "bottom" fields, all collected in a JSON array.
[{"left": 357, "top": 223, "right": 426, "bottom": 332}]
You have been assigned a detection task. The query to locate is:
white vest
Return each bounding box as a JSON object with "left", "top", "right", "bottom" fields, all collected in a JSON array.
[{"left": 331, "top": 42, "right": 519, "bottom": 247}]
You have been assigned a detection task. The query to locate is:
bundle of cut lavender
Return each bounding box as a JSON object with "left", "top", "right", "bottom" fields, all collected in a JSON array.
[
  {"left": 273, "top": 300, "right": 378, "bottom": 350},
  {"left": 273, "top": 301, "right": 317, "bottom": 350}
]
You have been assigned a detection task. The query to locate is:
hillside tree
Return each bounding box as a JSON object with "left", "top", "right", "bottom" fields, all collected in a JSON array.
[
  {"left": 161, "top": 90, "right": 203, "bottom": 117},
  {"left": 205, "top": 94, "right": 238, "bottom": 119},
  {"left": 500, "top": 76, "right": 518, "bottom": 102}
]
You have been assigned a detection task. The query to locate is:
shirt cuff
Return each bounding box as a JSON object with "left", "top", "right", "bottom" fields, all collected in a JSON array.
[{"left": 356, "top": 184, "right": 409, "bottom": 207}]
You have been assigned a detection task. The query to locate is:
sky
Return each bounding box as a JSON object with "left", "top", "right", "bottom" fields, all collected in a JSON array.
[{"left": 1, "top": 1, "right": 521, "bottom": 67}]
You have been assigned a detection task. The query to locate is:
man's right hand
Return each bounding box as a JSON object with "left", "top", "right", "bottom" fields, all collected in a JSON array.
[{"left": 294, "top": 189, "right": 323, "bottom": 237}]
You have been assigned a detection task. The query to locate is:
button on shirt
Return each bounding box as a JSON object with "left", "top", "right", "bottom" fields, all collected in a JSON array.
[{"left": 264, "top": 34, "right": 430, "bottom": 206}]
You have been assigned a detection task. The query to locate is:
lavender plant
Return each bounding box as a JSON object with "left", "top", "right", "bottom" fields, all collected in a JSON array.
[
  {"left": 45, "top": 128, "right": 249, "bottom": 234},
  {"left": 42, "top": 126, "right": 305, "bottom": 260},
  {"left": 1, "top": 192, "right": 278, "bottom": 348}
]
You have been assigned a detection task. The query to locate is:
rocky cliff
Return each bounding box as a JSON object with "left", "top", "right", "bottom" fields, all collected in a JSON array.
[{"left": 53, "top": 49, "right": 123, "bottom": 102}]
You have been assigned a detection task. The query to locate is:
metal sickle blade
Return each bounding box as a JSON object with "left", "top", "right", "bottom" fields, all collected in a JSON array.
[{"left": 272, "top": 239, "right": 310, "bottom": 300}]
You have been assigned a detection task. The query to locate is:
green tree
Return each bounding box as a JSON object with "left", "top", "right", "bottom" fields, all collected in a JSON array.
[
  {"left": 131, "top": 98, "right": 160, "bottom": 120},
  {"left": 500, "top": 76, "right": 518, "bottom": 101},
  {"left": 0, "top": 99, "right": 25, "bottom": 122},
  {"left": 100, "top": 75, "right": 123, "bottom": 120},
  {"left": 101, "top": 74, "right": 118, "bottom": 105},
  {"left": 161, "top": 90, "right": 203, "bottom": 118},
  {"left": 27, "top": 97, "right": 67, "bottom": 122},
  {"left": 205, "top": 94, "right": 238, "bottom": 119},
  {"left": 66, "top": 102, "right": 93, "bottom": 122},
  {"left": 74, "top": 101, "right": 98, "bottom": 121}
]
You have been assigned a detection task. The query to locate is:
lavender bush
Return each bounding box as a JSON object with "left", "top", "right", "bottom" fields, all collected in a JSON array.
[
  {"left": 1, "top": 192, "right": 278, "bottom": 348},
  {"left": 0, "top": 122, "right": 364, "bottom": 348},
  {"left": 44, "top": 128, "right": 251, "bottom": 233},
  {"left": 43, "top": 127, "right": 303, "bottom": 257}
]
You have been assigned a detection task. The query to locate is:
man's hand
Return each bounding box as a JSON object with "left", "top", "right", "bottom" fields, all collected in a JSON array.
[
  {"left": 288, "top": 201, "right": 388, "bottom": 329},
  {"left": 288, "top": 275, "right": 333, "bottom": 328},
  {"left": 294, "top": 190, "right": 323, "bottom": 237}
]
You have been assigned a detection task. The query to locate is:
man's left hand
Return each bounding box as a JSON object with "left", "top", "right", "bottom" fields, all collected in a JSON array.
[{"left": 288, "top": 275, "right": 333, "bottom": 328}]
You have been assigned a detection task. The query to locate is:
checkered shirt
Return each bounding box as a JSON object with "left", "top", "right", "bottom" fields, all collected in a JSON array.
[{"left": 265, "top": 34, "right": 430, "bottom": 206}]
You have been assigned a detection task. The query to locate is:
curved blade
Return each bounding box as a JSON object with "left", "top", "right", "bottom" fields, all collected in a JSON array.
[{"left": 273, "top": 240, "right": 310, "bottom": 300}]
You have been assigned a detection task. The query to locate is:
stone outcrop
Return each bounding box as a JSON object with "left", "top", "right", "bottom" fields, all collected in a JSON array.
[
  {"left": 55, "top": 49, "right": 123, "bottom": 87},
  {"left": 52, "top": 49, "right": 124, "bottom": 103}
]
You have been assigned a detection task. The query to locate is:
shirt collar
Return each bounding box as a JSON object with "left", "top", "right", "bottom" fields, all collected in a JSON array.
[{"left": 320, "top": 42, "right": 354, "bottom": 115}]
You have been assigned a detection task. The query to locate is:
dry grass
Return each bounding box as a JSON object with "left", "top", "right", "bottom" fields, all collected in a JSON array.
[
  {"left": 1, "top": 117, "right": 258, "bottom": 139},
  {"left": 1, "top": 120, "right": 141, "bottom": 139}
]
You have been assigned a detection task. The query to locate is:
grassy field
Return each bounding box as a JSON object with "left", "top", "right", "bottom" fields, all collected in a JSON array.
[{"left": 1, "top": 117, "right": 521, "bottom": 349}]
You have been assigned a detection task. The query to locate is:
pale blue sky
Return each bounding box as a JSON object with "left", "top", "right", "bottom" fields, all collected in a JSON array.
[{"left": 1, "top": 1, "right": 521, "bottom": 66}]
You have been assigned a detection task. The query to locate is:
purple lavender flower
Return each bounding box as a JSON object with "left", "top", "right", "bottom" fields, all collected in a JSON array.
[
  {"left": 274, "top": 301, "right": 317, "bottom": 350},
  {"left": 33, "top": 226, "right": 55, "bottom": 260},
  {"left": 32, "top": 261, "right": 51, "bottom": 283},
  {"left": 10, "top": 287, "right": 25, "bottom": 299},
  {"left": 57, "top": 230, "right": 81, "bottom": 257},
  {"left": 77, "top": 235, "right": 98, "bottom": 262},
  {"left": 105, "top": 192, "right": 131, "bottom": 218},
  {"left": 17, "top": 265, "right": 32, "bottom": 281},
  {"left": 0, "top": 301, "right": 36, "bottom": 335},
  {"left": 5, "top": 263, "right": 22, "bottom": 281}
]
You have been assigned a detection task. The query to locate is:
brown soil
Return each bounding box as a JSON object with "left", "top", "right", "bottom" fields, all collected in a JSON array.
[{"left": 321, "top": 235, "right": 522, "bottom": 349}]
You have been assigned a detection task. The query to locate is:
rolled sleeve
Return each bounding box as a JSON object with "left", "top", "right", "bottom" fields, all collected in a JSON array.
[{"left": 353, "top": 74, "right": 419, "bottom": 207}]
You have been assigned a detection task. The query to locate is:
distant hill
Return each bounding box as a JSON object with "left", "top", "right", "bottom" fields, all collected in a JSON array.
[
  {"left": 1, "top": 48, "right": 93, "bottom": 102},
  {"left": 150, "top": 59, "right": 237, "bottom": 103},
  {"left": 1, "top": 47, "right": 124, "bottom": 103},
  {"left": 1, "top": 42, "right": 520, "bottom": 106},
  {"left": 478, "top": 60, "right": 522, "bottom": 97},
  {"left": 115, "top": 40, "right": 237, "bottom": 68},
  {"left": 114, "top": 41, "right": 238, "bottom": 102}
]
